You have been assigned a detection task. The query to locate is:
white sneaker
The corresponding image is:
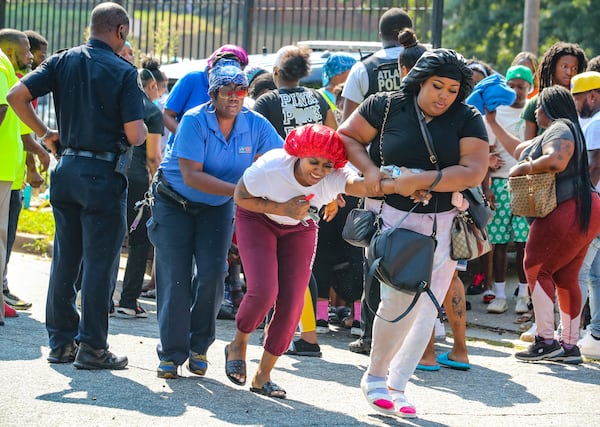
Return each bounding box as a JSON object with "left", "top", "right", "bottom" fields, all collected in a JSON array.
[
  {"left": 520, "top": 322, "right": 536, "bottom": 342},
  {"left": 316, "top": 319, "right": 330, "bottom": 334},
  {"left": 577, "top": 330, "right": 600, "bottom": 360},
  {"left": 487, "top": 298, "right": 508, "bottom": 314},
  {"left": 515, "top": 296, "right": 530, "bottom": 314}
]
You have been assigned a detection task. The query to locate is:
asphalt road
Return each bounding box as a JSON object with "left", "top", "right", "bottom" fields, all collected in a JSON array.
[{"left": 1, "top": 252, "right": 599, "bottom": 427}]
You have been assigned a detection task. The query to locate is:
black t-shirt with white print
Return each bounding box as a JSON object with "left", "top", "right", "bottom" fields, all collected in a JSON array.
[{"left": 252, "top": 87, "right": 331, "bottom": 139}]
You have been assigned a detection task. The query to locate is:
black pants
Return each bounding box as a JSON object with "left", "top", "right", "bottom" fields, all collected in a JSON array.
[
  {"left": 119, "top": 176, "right": 151, "bottom": 308},
  {"left": 46, "top": 156, "right": 126, "bottom": 351}
]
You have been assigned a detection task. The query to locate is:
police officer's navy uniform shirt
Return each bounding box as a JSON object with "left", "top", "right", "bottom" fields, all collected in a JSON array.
[{"left": 21, "top": 38, "right": 145, "bottom": 153}]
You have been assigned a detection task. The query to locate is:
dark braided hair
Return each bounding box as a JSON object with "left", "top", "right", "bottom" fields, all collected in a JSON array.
[
  {"left": 539, "top": 86, "right": 592, "bottom": 231},
  {"left": 538, "top": 42, "right": 587, "bottom": 91}
]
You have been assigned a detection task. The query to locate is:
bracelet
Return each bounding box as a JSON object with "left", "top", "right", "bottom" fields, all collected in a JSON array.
[{"left": 38, "top": 128, "right": 52, "bottom": 140}]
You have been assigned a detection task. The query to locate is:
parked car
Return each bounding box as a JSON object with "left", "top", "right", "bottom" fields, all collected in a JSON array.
[{"left": 161, "top": 40, "right": 381, "bottom": 88}]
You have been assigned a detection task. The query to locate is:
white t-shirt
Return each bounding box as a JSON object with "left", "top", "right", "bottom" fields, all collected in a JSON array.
[
  {"left": 484, "top": 105, "right": 526, "bottom": 178},
  {"left": 242, "top": 148, "right": 354, "bottom": 225},
  {"left": 584, "top": 110, "right": 600, "bottom": 191},
  {"left": 341, "top": 46, "right": 403, "bottom": 104}
]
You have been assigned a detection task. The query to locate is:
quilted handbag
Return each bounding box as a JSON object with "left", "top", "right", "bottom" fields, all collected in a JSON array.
[
  {"left": 508, "top": 173, "right": 556, "bottom": 218},
  {"left": 450, "top": 212, "right": 492, "bottom": 261},
  {"left": 342, "top": 207, "right": 381, "bottom": 248}
]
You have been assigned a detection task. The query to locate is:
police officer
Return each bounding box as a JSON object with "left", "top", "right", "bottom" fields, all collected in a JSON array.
[
  {"left": 8, "top": 2, "right": 147, "bottom": 369},
  {"left": 341, "top": 7, "right": 413, "bottom": 122},
  {"left": 339, "top": 7, "right": 413, "bottom": 356}
]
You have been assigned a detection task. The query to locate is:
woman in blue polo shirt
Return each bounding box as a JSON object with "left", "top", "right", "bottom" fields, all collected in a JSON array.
[{"left": 148, "top": 60, "right": 283, "bottom": 379}]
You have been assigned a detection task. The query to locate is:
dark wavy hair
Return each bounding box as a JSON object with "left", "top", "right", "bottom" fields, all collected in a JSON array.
[
  {"left": 587, "top": 55, "right": 600, "bottom": 72},
  {"left": 277, "top": 46, "right": 312, "bottom": 82},
  {"left": 397, "top": 28, "right": 428, "bottom": 71},
  {"left": 400, "top": 48, "right": 473, "bottom": 104},
  {"left": 538, "top": 42, "right": 587, "bottom": 91},
  {"left": 539, "top": 85, "right": 592, "bottom": 231}
]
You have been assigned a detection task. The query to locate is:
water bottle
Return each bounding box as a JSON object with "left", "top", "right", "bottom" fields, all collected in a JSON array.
[{"left": 23, "top": 184, "right": 32, "bottom": 209}]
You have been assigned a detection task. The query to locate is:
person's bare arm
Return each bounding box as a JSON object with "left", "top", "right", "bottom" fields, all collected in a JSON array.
[
  {"left": 233, "top": 179, "right": 310, "bottom": 220},
  {"left": 25, "top": 152, "right": 44, "bottom": 188},
  {"left": 124, "top": 119, "right": 147, "bottom": 147},
  {"left": 0, "top": 104, "right": 7, "bottom": 126},
  {"left": 588, "top": 150, "right": 600, "bottom": 187},
  {"left": 341, "top": 97, "right": 359, "bottom": 123},
  {"left": 337, "top": 111, "right": 381, "bottom": 193},
  {"left": 145, "top": 132, "right": 163, "bottom": 177},
  {"left": 389, "top": 137, "right": 489, "bottom": 196},
  {"left": 22, "top": 133, "right": 50, "bottom": 171},
  {"left": 509, "top": 137, "right": 574, "bottom": 177},
  {"left": 524, "top": 120, "right": 538, "bottom": 141},
  {"left": 485, "top": 109, "right": 524, "bottom": 159},
  {"left": 163, "top": 108, "right": 179, "bottom": 134},
  {"left": 179, "top": 157, "right": 235, "bottom": 196},
  {"left": 324, "top": 109, "right": 338, "bottom": 130},
  {"left": 7, "top": 82, "right": 59, "bottom": 155}
]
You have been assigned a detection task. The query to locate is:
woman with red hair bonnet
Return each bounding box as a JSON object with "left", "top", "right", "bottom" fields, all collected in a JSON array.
[{"left": 224, "top": 124, "right": 400, "bottom": 398}]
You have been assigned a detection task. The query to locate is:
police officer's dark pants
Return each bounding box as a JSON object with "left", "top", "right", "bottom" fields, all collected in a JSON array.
[
  {"left": 46, "top": 156, "right": 126, "bottom": 351},
  {"left": 119, "top": 176, "right": 151, "bottom": 309},
  {"left": 148, "top": 192, "right": 233, "bottom": 365}
]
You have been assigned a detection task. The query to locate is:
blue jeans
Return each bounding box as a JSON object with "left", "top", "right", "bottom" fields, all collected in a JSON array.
[
  {"left": 147, "top": 189, "right": 233, "bottom": 365},
  {"left": 579, "top": 233, "right": 600, "bottom": 336},
  {"left": 46, "top": 156, "right": 127, "bottom": 351}
]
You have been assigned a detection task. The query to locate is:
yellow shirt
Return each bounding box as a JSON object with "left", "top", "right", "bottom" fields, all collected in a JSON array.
[{"left": 0, "top": 48, "right": 23, "bottom": 183}]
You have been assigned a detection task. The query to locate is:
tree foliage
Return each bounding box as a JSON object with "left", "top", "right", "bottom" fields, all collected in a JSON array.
[{"left": 443, "top": 0, "right": 599, "bottom": 74}]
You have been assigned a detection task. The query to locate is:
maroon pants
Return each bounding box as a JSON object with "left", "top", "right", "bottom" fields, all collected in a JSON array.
[
  {"left": 525, "top": 195, "right": 600, "bottom": 343},
  {"left": 234, "top": 207, "right": 318, "bottom": 356}
]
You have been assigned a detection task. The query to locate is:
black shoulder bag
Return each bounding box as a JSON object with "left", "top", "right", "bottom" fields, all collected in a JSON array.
[
  {"left": 364, "top": 97, "right": 445, "bottom": 323},
  {"left": 341, "top": 97, "right": 391, "bottom": 248}
]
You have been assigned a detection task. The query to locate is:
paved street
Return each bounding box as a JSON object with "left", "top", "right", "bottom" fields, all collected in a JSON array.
[{"left": 1, "top": 251, "right": 599, "bottom": 426}]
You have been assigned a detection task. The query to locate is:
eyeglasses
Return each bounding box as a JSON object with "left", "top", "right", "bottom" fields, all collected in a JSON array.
[{"left": 217, "top": 85, "right": 248, "bottom": 99}]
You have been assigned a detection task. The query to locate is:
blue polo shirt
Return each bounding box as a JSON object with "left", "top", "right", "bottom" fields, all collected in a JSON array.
[
  {"left": 164, "top": 69, "right": 210, "bottom": 146},
  {"left": 160, "top": 103, "right": 283, "bottom": 205}
]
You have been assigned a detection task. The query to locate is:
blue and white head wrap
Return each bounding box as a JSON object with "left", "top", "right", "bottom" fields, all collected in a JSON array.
[
  {"left": 208, "top": 59, "right": 248, "bottom": 94},
  {"left": 322, "top": 53, "right": 357, "bottom": 87}
]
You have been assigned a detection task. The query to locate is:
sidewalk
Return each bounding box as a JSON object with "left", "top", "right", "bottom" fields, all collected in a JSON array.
[{"left": 1, "top": 251, "right": 599, "bottom": 426}]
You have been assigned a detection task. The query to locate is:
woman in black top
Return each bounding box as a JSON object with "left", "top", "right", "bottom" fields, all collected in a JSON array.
[
  {"left": 117, "top": 58, "right": 165, "bottom": 318},
  {"left": 338, "top": 49, "right": 489, "bottom": 418}
]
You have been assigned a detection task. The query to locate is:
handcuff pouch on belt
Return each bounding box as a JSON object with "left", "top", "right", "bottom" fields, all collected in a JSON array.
[{"left": 152, "top": 170, "right": 208, "bottom": 214}]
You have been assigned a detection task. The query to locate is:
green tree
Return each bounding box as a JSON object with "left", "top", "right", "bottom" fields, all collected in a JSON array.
[{"left": 443, "top": 0, "right": 599, "bottom": 74}]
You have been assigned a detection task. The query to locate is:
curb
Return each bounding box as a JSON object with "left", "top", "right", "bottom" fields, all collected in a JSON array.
[{"left": 13, "top": 232, "right": 53, "bottom": 257}]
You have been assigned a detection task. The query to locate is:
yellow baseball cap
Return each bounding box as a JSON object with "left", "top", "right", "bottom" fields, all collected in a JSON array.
[{"left": 571, "top": 71, "right": 600, "bottom": 94}]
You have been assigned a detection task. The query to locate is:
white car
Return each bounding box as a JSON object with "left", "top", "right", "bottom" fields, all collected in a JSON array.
[{"left": 161, "top": 40, "right": 381, "bottom": 88}]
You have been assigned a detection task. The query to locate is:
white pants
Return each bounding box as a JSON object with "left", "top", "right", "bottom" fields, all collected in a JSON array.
[{"left": 365, "top": 199, "right": 457, "bottom": 391}]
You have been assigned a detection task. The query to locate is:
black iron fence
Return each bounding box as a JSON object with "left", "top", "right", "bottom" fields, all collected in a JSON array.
[{"left": 1, "top": 0, "right": 437, "bottom": 63}]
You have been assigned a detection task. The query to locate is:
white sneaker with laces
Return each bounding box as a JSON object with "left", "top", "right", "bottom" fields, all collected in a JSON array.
[
  {"left": 520, "top": 322, "right": 536, "bottom": 342},
  {"left": 515, "top": 296, "right": 530, "bottom": 314},
  {"left": 487, "top": 298, "right": 508, "bottom": 314},
  {"left": 577, "top": 330, "right": 600, "bottom": 360}
]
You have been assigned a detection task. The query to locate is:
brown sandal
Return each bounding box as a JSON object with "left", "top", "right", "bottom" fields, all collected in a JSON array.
[{"left": 514, "top": 310, "right": 534, "bottom": 324}]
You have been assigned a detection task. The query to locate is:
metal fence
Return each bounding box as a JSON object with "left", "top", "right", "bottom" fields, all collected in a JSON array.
[{"left": 1, "top": 0, "right": 436, "bottom": 62}]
